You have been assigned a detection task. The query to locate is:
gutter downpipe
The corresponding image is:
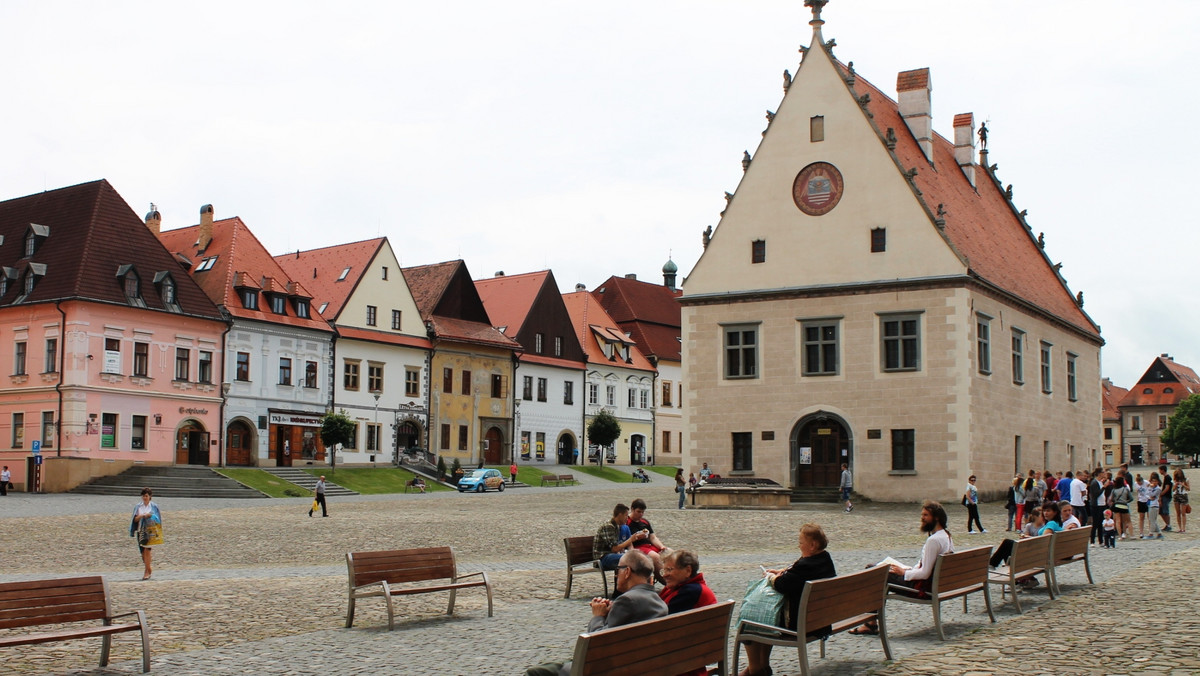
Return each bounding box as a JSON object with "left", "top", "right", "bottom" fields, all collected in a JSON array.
[
  {"left": 54, "top": 301, "right": 66, "bottom": 457},
  {"left": 218, "top": 307, "right": 233, "bottom": 467}
]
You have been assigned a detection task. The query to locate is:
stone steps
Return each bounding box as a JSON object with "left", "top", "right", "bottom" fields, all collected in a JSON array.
[
  {"left": 257, "top": 468, "right": 358, "bottom": 496},
  {"left": 790, "top": 487, "right": 865, "bottom": 504},
  {"left": 71, "top": 466, "right": 268, "bottom": 499}
]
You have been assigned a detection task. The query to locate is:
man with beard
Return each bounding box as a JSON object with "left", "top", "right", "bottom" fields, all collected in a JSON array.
[{"left": 852, "top": 501, "right": 953, "bottom": 634}]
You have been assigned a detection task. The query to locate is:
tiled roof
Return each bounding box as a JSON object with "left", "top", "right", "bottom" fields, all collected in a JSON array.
[
  {"left": 402, "top": 260, "right": 519, "bottom": 351},
  {"left": 0, "top": 179, "right": 220, "bottom": 319},
  {"left": 592, "top": 275, "right": 682, "bottom": 362},
  {"left": 1102, "top": 379, "right": 1129, "bottom": 421},
  {"left": 474, "top": 270, "right": 549, "bottom": 336},
  {"left": 842, "top": 63, "right": 1100, "bottom": 339},
  {"left": 274, "top": 238, "right": 384, "bottom": 321},
  {"left": 337, "top": 326, "right": 432, "bottom": 350},
  {"left": 1118, "top": 356, "right": 1200, "bottom": 408},
  {"left": 158, "top": 218, "right": 332, "bottom": 333},
  {"left": 561, "top": 291, "right": 656, "bottom": 373}
]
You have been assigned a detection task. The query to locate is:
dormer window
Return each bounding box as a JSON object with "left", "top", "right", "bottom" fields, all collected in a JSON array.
[
  {"left": 241, "top": 289, "right": 259, "bottom": 310},
  {"left": 24, "top": 272, "right": 35, "bottom": 295},
  {"left": 270, "top": 294, "right": 287, "bottom": 314},
  {"left": 154, "top": 271, "right": 180, "bottom": 312},
  {"left": 24, "top": 224, "right": 48, "bottom": 258},
  {"left": 114, "top": 265, "right": 145, "bottom": 307},
  {"left": 294, "top": 299, "right": 310, "bottom": 318}
]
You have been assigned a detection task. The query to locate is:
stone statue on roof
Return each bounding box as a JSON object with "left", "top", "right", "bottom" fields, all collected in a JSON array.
[{"left": 978, "top": 122, "right": 988, "bottom": 150}]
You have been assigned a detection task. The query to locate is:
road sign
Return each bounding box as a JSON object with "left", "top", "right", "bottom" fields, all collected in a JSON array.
[
  {"left": 31, "top": 440, "right": 41, "bottom": 454},
  {"left": 34, "top": 454, "right": 43, "bottom": 465}
]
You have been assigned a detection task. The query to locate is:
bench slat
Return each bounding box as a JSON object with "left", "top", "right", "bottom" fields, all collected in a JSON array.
[
  {"left": 572, "top": 601, "right": 733, "bottom": 676},
  {"left": 0, "top": 622, "right": 142, "bottom": 647}
]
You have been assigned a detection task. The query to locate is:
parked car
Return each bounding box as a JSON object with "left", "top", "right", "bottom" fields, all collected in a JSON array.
[{"left": 457, "top": 468, "right": 506, "bottom": 493}]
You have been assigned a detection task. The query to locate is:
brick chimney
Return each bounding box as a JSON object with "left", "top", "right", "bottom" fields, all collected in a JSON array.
[
  {"left": 953, "top": 113, "right": 976, "bottom": 187},
  {"left": 196, "top": 204, "right": 214, "bottom": 250},
  {"left": 144, "top": 204, "right": 161, "bottom": 236},
  {"left": 897, "top": 68, "right": 933, "bottom": 164}
]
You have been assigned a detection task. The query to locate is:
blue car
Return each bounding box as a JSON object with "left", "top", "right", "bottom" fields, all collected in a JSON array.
[{"left": 457, "top": 468, "right": 506, "bottom": 493}]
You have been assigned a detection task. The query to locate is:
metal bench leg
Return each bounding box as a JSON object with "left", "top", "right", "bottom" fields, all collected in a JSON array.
[
  {"left": 983, "top": 584, "right": 996, "bottom": 623},
  {"left": 448, "top": 587, "right": 457, "bottom": 615},
  {"left": 933, "top": 598, "right": 945, "bottom": 641},
  {"left": 384, "top": 591, "right": 396, "bottom": 631},
  {"left": 800, "top": 640, "right": 813, "bottom": 676},
  {"left": 100, "top": 634, "right": 111, "bottom": 667},
  {"left": 877, "top": 611, "right": 893, "bottom": 661},
  {"left": 485, "top": 580, "right": 494, "bottom": 617},
  {"left": 564, "top": 569, "right": 573, "bottom": 599}
]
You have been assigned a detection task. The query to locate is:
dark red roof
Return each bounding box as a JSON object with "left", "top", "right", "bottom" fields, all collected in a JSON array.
[
  {"left": 158, "top": 218, "right": 332, "bottom": 334},
  {"left": 0, "top": 180, "right": 220, "bottom": 319},
  {"left": 1117, "top": 356, "right": 1200, "bottom": 408},
  {"left": 840, "top": 63, "right": 1100, "bottom": 339},
  {"left": 1102, "top": 379, "right": 1129, "bottom": 421},
  {"left": 403, "top": 260, "right": 519, "bottom": 351},
  {"left": 592, "top": 275, "right": 682, "bottom": 362},
  {"left": 562, "top": 291, "right": 656, "bottom": 373},
  {"left": 474, "top": 270, "right": 548, "bottom": 335}
]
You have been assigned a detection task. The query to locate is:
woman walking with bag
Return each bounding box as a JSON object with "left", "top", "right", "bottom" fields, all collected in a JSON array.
[
  {"left": 674, "top": 468, "right": 686, "bottom": 509},
  {"left": 129, "top": 487, "right": 162, "bottom": 580},
  {"left": 1173, "top": 469, "right": 1189, "bottom": 533}
]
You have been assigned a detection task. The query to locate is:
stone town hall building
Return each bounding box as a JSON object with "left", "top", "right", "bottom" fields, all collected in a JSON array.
[{"left": 680, "top": 2, "right": 1103, "bottom": 502}]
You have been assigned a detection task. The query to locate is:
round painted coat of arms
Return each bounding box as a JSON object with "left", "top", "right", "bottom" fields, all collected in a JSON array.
[{"left": 792, "top": 162, "right": 844, "bottom": 216}]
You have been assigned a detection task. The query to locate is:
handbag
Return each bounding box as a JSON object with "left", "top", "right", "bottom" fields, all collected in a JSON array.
[
  {"left": 737, "top": 576, "right": 786, "bottom": 628},
  {"left": 137, "top": 520, "right": 149, "bottom": 546},
  {"left": 961, "top": 494, "right": 969, "bottom": 507}
]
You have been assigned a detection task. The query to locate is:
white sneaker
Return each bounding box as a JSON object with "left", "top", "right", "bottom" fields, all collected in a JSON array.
[
  {"left": 968, "top": 530, "right": 977, "bottom": 534},
  {"left": 981, "top": 528, "right": 988, "bottom": 533}
]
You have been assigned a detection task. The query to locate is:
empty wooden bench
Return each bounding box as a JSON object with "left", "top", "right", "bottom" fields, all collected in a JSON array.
[
  {"left": 986, "top": 533, "right": 1054, "bottom": 613},
  {"left": 345, "top": 546, "right": 493, "bottom": 630},
  {"left": 541, "top": 475, "right": 563, "bottom": 486},
  {"left": 0, "top": 576, "right": 150, "bottom": 673},
  {"left": 734, "top": 564, "right": 892, "bottom": 676},
  {"left": 886, "top": 545, "right": 995, "bottom": 640},
  {"left": 563, "top": 536, "right": 610, "bottom": 598},
  {"left": 1047, "top": 527, "right": 1094, "bottom": 596},
  {"left": 558, "top": 474, "right": 577, "bottom": 485},
  {"left": 569, "top": 600, "right": 735, "bottom": 675}
]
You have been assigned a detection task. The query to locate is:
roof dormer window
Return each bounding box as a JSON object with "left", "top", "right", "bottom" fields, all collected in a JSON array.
[
  {"left": 294, "top": 298, "right": 310, "bottom": 318},
  {"left": 23, "top": 224, "right": 48, "bottom": 258},
  {"left": 154, "top": 271, "right": 181, "bottom": 313},
  {"left": 241, "top": 289, "right": 259, "bottom": 310},
  {"left": 116, "top": 265, "right": 145, "bottom": 308},
  {"left": 270, "top": 293, "right": 287, "bottom": 314}
]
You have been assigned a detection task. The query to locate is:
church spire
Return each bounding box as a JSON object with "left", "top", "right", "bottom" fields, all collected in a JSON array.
[{"left": 805, "top": 0, "right": 829, "bottom": 43}]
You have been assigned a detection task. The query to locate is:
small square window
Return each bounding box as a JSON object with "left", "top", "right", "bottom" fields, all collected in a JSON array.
[{"left": 751, "top": 240, "right": 766, "bottom": 264}]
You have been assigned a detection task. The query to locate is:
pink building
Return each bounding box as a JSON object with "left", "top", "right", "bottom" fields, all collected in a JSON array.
[{"left": 0, "top": 180, "right": 226, "bottom": 491}]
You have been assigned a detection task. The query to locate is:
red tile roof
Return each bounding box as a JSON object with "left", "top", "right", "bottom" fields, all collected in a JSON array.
[
  {"left": 839, "top": 62, "right": 1100, "bottom": 339},
  {"left": 474, "top": 270, "right": 549, "bottom": 336},
  {"left": 562, "top": 291, "right": 656, "bottom": 373},
  {"left": 0, "top": 180, "right": 221, "bottom": 319},
  {"left": 1118, "top": 356, "right": 1200, "bottom": 408},
  {"left": 158, "top": 218, "right": 332, "bottom": 333},
  {"left": 592, "top": 275, "right": 682, "bottom": 362},
  {"left": 1102, "top": 379, "right": 1129, "bottom": 421},
  {"left": 273, "top": 238, "right": 385, "bottom": 321},
  {"left": 336, "top": 326, "right": 432, "bottom": 350}
]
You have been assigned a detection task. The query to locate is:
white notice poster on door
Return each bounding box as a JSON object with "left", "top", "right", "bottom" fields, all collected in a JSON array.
[{"left": 799, "top": 447, "right": 812, "bottom": 465}]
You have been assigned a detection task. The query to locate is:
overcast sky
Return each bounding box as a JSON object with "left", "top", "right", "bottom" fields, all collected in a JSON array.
[{"left": 2, "top": 1, "right": 1196, "bottom": 387}]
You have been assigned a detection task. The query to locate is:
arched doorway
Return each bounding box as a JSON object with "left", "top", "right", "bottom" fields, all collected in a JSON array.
[
  {"left": 483, "top": 426, "right": 504, "bottom": 464},
  {"left": 176, "top": 419, "right": 210, "bottom": 466},
  {"left": 630, "top": 434, "right": 646, "bottom": 465},
  {"left": 395, "top": 419, "right": 422, "bottom": 451},
  {"left": 790, "top": 413, "right": 851, "bottom": 488},
  {"left": 557, "top": 432, "right": 576, "bottom": 464},
  {"left": 226, "top": 419, "right": 256, "bottom": 466}
]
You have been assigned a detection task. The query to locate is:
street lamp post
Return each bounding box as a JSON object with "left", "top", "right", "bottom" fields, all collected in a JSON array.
[{"left": 372, "top": 391, "right": 381, "bottom": 467}]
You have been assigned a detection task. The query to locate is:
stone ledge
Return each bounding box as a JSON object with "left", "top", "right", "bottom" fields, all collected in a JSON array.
[{"left": 691, "top": 485, "right": 792, "bottom": 509}]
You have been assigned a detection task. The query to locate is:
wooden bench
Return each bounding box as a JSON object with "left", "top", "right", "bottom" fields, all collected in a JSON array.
[
  {"left": 403, "top": 478, "right": 427, "bottom": 493},
  {"left": 986, "top": 533, "right": 1054, "bottom": 613},
  {"left": 558, "top": 474, "right": 577, "bottom": 485},
  {"left": 734, "top": 564, "right": 892, "bottom": 676},
  {"left": 541, "top": 475, "right": 563, "bottom": 486},
  {"left": 885, "top": 545, "right": 995, "bottom": 640},
  {"left": 0, "top": 576, "right": 150, "bottom": 673},
  {"left": 345, "top": 547, "right": 493, "bottom": 630},
  {"left": 563, "top": 536, "right": 610, "bottom": 598},
  {"left": 568, "top": 600, "right": 734, "bottom": 675},
  {"left": 1047, "top": 527, "right": 1094, "bottom": 596}
]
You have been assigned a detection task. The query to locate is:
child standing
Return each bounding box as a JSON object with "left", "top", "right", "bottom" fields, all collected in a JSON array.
[
  {"left": 1102, "top": 509, "right": 1117, "bottom": 548},
  {"left": 1144, "top": 475, "right": 1164, "bottom": 540}
]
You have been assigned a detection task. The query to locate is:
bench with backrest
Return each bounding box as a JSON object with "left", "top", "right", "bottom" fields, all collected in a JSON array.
[
  {"left": 558, "top": 474, "right": 577, "bottom": 485},
  {"left": 986, "top": 533, "right": 1054, "bottom": 613},
  {"left": 345, "top": 546, "right": 493, "bottom": 630},
  {"left": 403, "top": 478, "right": 427, "bottom": 493},
  {"left": 563, "top": 536, "right": 610, "bottom": 598},
  {"left": 734, "top": 564, "right": 892, "bottom": 676},
  {"left": 885, "top": 545, "right": 995, "bottom": 640},
  {"left": 541, "top": 475, "right": 563, "bottom": 487},
  {"left": 1047, "top": 527, "right": 1094, "bottom": 596},
  {"left": 568, "top": 600, "right": 734, "bottom": 676},
  {"left": 0, "top": 576, "right": 150, "bottom": 673}
]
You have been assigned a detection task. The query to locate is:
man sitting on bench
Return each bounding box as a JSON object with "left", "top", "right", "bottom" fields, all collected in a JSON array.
[
  {"left": 593, "top": 503, "right": 650, "bottom": 571},
  {"left": 627, "top": 498, "right": 670, "bottom": 579},
  {"left": 410, "top": 476, "right": 426, "bottom": 493},
  {"left": 854, "top": 500, "right": 953, "bottom": 634},
  {"left": 525, "top": 550, "right": 667, "bottom": 676}
]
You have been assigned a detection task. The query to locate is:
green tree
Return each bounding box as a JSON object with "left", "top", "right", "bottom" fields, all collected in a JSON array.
[
  {"left": 320, "top": 410, "right": 357, "bottom": 473},
  {"left": 1161, "top": 394, "right": 1200, "bottom": 462},
  {"left": 587, "top": 410, "right": 622, "bottom": 467}
]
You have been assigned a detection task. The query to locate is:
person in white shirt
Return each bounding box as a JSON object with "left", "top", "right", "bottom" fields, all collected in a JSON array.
[
  {"left": 1069, "top": 471, "right": 1089, "bottom": 526},
  {"left": 853, "top": 501, "right": 952, "bottom": 634},
  {"left": 0, "top": 465, "right": 10, "bottom": 495},
  {"left": 1059, "top": 501, "right": 1082, "bottom": 529}
]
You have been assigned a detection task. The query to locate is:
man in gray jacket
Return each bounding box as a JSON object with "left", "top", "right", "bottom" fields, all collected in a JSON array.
[{"left": 525, "top": 550, "right": 667, "bottom": 676}]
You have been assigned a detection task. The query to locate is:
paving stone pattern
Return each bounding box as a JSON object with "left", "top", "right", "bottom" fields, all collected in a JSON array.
[{"left": 1, "top": 471, "right": 1197, "bottom": 675}]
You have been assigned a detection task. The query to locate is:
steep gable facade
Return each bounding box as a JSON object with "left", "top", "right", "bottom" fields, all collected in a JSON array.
[
  {"left": 1116, "top": 355, "right": 1200, "bottom": 465},
  {"left": 476, "top": 270, "right": 587, "bottom": 465},
  {"left": 1102, "top": 378, "right": 1128, "bottom": 465},
  {"left": 277, "top": 239, "right": 431, "bottom": 465},
  {"left": 158, "top": 208, "right": 335, "bottom": 467},
  {"left": 563, "top": 290, "right": 657, "bottom": 465},
  {"left": 681, "top": 9, "right": 1103, "bottom": 501},
  {"left": 593, "top": 273, "right": 684, "bottom": 465},
  {"left": 0, "top": 181, "right": 227, "bottom": 491},
  {"left": 404, "top": 260, "right": 519, "bottom": 465}
]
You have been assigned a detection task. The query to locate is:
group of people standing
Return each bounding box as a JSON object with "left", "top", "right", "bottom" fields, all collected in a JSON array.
[{"left": 1000, "top": 464, "right": 1190, "bottom": 545}]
